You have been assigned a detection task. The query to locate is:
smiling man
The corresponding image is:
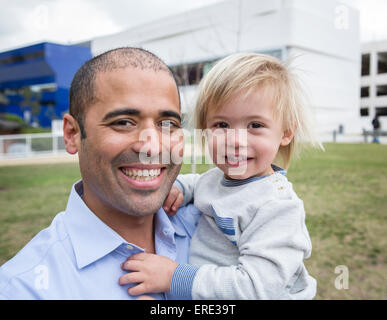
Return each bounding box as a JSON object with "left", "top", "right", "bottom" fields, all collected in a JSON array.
[{"left": 0, "top": 48, "right": 201, "bottom": 299}]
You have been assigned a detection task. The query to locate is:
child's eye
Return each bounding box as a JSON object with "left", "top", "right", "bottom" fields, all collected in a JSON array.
[
  {"left": 248, "top": 122, "right": 264, "bottom": 129},
  {"left": 214, "top": 122, "right": 229, "bottom": 129}
]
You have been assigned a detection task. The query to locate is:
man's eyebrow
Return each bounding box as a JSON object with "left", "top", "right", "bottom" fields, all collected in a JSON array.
[
  {"left": 160, "top": 110, "right": 181, "bottom": 123},
  {"left": 102, "top": 109, "right": 140, "bottom": 121}
]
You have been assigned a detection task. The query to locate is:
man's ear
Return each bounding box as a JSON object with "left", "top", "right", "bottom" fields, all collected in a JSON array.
[
  {"left": 63, "top": 114, "right": 81, "bottom": 154},
  {"left": 280, "top": 129, "right": 294, "bottom": 147}
]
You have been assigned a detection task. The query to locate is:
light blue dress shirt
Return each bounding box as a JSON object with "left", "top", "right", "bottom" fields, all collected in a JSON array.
[{"left": 0, "top": 181, "right": 201, "bottom": 300}]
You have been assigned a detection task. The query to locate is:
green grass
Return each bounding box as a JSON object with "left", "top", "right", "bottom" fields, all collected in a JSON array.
[{"left": 0, "top": 143, "right": 386, "bottom": 299}]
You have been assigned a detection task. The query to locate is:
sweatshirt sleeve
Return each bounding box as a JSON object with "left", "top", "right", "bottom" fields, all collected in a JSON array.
[
  {"left": 170, "top": 198, "right": 315, "bottom": 300},
  {"left": 174, "top": 173, "right": 201, "bottom": 206}
]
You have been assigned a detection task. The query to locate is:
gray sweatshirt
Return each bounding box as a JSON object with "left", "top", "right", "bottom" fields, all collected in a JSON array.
[{"left": 170, "top": 166, "right": 317, "bottom": 300}]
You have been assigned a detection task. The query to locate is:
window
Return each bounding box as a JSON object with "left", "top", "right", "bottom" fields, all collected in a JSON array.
[
  {"left": 377, "top": 52, "right": 387, "bottom": 74},
  {"left": 0, "top": 51, "right": 44, "bottom": 67},
  {"left": 361, "top": 86, "right": 369, "bottom": 98},
  {"left": 170, "top": 59, "right": 217, "bottom": 86},
  {"left": 360, "top": 108, "right": 369, "bottom": 117},
  {"left": 361, "top": 54, "right": 370, "bottom": 76},
  {"left": 375, "top": 106, "right": 387, "bottom": 116},
  {"left": 376, "top": 85, "right": 387, "bottom": 96}
]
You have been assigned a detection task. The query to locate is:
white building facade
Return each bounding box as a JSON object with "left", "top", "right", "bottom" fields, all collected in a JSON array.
[{"left": 91, "top": 0, "right": 360, "bottom": 137}]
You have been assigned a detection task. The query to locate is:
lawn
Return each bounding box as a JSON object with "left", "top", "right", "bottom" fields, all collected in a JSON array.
[{"left": 0, "top": 143, "right": 386, "bottom": 299}]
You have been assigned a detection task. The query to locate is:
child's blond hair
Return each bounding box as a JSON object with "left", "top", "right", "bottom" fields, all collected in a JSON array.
[{"left": 194, "top": 52, "right": 322, "bottom": 169}]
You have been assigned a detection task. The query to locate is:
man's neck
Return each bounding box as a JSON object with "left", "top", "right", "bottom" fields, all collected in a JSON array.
[{"left": 79, "top": 183, "right": 156, "bottom": 253}]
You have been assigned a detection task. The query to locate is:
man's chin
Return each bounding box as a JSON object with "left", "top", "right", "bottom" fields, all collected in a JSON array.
[{"left": 120, "top": 195, "right": 164, "bottom": 217}]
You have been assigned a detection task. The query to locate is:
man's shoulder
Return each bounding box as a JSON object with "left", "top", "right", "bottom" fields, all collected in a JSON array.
[{"left": 0, "top": 211, "right": 71, "bottom": 298}]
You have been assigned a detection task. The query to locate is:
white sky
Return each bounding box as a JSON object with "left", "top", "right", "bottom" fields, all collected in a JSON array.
[{"left": 0, "top": 0, "right": 386, "bottom": 52}]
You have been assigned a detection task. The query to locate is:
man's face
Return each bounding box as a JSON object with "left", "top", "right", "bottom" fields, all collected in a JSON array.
[{"left": 77, "top": 67, "right": 183, "bottom": 217}]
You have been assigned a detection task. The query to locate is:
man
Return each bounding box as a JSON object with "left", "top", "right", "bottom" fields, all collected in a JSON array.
[{"left": 0, "top": 48, "right": 200, "bottom": 299}]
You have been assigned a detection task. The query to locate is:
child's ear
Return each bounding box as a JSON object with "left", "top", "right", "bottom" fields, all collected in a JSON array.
[
  {"left": 280, "top": 129, "right": 294, "bottom": 146},
  {"left": 63, "top": 113, "right": 81, "bottom": 154}
]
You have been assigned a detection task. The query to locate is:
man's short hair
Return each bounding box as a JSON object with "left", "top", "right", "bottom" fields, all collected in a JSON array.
[{"left": 69, "top": 47, "right": 180, "bottom": 138}]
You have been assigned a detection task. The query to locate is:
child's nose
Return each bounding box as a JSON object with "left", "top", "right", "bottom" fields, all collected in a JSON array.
[{"left": 226, "top": 129, "right": 247, "bottom": 149}]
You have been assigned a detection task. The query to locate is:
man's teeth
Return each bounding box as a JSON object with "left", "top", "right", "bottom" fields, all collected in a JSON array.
[{"left": 122, "top": 168, "right": 161, "bottom": 180}]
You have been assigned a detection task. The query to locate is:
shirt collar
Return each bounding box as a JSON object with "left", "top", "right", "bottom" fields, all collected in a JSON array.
[
  {"left": 221, "top": 164, "right": 287, "bottom": 187},
  {"left": 64, "top": 181, "right": 185, "bottom": 269}
]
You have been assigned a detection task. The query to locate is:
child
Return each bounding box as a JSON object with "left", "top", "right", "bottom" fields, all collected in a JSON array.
[{"left": 119, "top": 53, "right": 322, "bottom": 299}]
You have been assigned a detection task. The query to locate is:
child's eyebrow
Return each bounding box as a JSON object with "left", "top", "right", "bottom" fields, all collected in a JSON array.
[
  {"left": 244, "top": 115, "right": 272, "bottom": 122},
  {"left": 211, "top": 114, "right": 272, "bottom": 123}
]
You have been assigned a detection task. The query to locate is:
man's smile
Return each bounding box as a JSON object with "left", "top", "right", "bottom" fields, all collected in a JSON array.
[{"left": 119, "top": 164, "right": 167, "bottom": 189}]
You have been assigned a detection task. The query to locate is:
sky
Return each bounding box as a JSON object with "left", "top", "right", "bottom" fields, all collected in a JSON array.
[{"left": 0, "top": 0, "right": 386, "bottom": 52}]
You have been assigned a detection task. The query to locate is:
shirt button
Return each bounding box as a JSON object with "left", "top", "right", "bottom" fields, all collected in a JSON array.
[{"left": 126, "top": 244, "right": 134, "bottom": 250}]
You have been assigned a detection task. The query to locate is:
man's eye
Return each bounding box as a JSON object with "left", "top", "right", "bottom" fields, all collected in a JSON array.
[
  {"left": 248, "top": 122, "right": 263, "bottom": 129},
  {"left": 214, "top": 122, "right": 229, "bottom": 129},
  {"left": 160, "top": 120, "right": 178, "bottom": 129},
  {"left": 112, "top": 119, "right": 135, "bottom": 127}
]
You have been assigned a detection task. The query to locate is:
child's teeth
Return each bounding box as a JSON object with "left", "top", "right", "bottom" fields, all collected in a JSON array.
[{"left": 229, "top": 156, "right": 245, "bottom": 161}]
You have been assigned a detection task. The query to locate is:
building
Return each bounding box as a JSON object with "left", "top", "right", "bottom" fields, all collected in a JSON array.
[
  {"left": 360, "top": 40, "right": 387, "bottom": 131},
  {"left": 0, "top": 42, "right": 91, "bottom": 128},
  {"left": 91, "top": 0, "right": 360, "bottom": 136}
]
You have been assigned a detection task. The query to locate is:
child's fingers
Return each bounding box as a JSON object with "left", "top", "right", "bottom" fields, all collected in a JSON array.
[
  {"left": 163, "top": 193, "right": 177, "bottom": 213},
  {"left": 127, "top": 252, "right": 148, "bottom": 261},
  {"left": 118, "top": 271, "right": 145, "bottom": 285},
  {"left": 163, "top": 186, "right": 181, "bottom": 213},
  {"left": 128, "top": 283, "right": 148, "bottom": 296},
  {"left": 174, "top": 192, "right": 185, "bottom": 210},
  {"left": 167, "top": 192, "right": 184, "bottom": 216},
  {"left": 121, "top": 259, "right": 143, "bottom": 272}
]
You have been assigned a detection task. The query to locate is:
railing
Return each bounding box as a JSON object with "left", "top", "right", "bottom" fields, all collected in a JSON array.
[
  {"left": 0, "top": 132, "right": 66, "bottom": 158},
  {"left": 1, "top": 129, "right": 383, "bottom": 161}
]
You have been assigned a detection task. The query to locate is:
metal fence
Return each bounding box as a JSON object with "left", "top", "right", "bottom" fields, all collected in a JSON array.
[{"left": 0, "top": 132, "right": 66, "bottom": 159}]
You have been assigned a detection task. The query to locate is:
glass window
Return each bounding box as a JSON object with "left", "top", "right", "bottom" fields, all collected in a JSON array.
[
  {"left": 375, "top": 106, "right": 387, "bottom": 116},
  {"left": 376, "top": 85, "right": 387, "bottom": 96},
  {"left": 377, "top": 52, "right": 387, "bottom": 74},
  {"left": 360, "top": 108, "right": 369, "bottom": 117},
  {"left": 361, "top": 54, "right": 370, "bottom": 76},
  {"left": 0, "top": 51, "right": 44, "bottom": 67},
  {"left": 361, "top": 86, "right": 369, "bottom": 98}
]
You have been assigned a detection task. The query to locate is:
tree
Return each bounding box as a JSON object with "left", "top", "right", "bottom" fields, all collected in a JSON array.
[{"left": 20, "top": 87, "right": 41, "bottom": 125}]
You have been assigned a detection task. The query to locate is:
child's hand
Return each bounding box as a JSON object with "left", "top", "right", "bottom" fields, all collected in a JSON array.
[
  {"left": 119, "top": 253, "right": 178, "bottom": 296},
  {"left": 163, "top": 185, "right": 184, "bottom": 215}
]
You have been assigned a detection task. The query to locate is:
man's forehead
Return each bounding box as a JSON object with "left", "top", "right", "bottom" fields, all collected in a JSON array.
[
  {"left": 94, "top": 66, "right": 176, "bottom": 95},
  {"left": 89, "top": 67, "right": 180, "bottom": 116}
]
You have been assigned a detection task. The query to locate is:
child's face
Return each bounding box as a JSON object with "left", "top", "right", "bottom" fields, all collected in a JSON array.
[{"left": 205, "top": 87, "right": 293, "bottom": 179}]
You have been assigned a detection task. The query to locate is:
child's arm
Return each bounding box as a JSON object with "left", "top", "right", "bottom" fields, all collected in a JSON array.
[
  {"left": 174, "top": 173, "right": 201, "bottom": 206},
  {"left": 119, "top": 199, "right": 315, "bottom": 300},
  {"left": 179, "top": 199, "right": 316, "bottom": 300},
  {"left": 162, "top": 173, "right": 201, "bottom": 214}
]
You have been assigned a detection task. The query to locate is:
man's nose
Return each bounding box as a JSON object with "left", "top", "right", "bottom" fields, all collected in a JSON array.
[{"left": 131, "top": 123, "right": 162, "bottom": 158}]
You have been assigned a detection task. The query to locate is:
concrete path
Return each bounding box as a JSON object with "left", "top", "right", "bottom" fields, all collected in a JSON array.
[{"left": 0, "top": 153, "right": 78, "bottom": 166}]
